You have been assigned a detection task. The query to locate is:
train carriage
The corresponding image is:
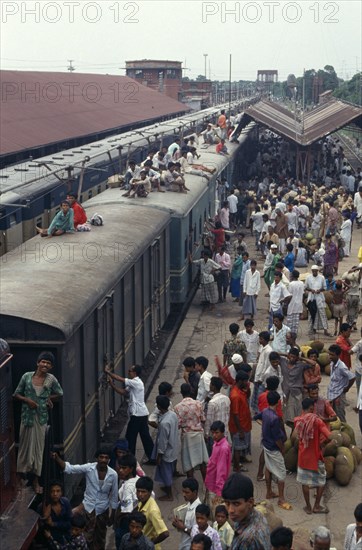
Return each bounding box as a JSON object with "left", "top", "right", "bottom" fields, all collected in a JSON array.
[{"left": 0, "top": 204, "right": 171, "bottom": 495}]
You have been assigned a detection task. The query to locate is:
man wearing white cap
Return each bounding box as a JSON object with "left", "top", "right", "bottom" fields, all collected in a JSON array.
[{"left": 305, "top": 266, "right": 331, "bottom": 336}]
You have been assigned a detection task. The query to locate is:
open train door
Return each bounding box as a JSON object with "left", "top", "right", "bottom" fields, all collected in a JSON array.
[
  {"left": 0, "top": 339, "right": 16, "bottom": 514},
  {"left": 97, "top": 295, "right": 115, "bottom": 439}
]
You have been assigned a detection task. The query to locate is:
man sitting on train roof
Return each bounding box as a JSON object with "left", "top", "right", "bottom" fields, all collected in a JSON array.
[
  {"left": 163, "top": 162, "right": 190, "bottom": 193},
  {"left": 36, "top": 200, "right": 75, "bottom": 237},
  {"left": 202, "top": 123, "right": 219, "bottom": 145},
  {"left": 123, "top": 160, "right": 141, "bottom": 190},
  {"left": 178, "top": 149, "right": 211, "bottom": 181},
  {"left": 126, "top": 170, "right": 151, "bottom": 198},
  {"left": 142, "top": 161, "right": 165, "bottom": 193},
  {"left": 66, "top": 193, "right": 87, "bottom": 229},
  {"left": 168, "top": 137, "right": 181, "bottom": 161}
]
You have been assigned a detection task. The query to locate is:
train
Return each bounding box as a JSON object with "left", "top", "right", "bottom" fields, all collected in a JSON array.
[
  {"left": 0, "top": 99, "right": 257, "bottom": 257},
  {"left": 0, "top": 119, "right": 255, "bottom": 486}
]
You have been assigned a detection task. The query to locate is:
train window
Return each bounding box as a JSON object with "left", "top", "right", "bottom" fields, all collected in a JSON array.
[
  {"left": 135, "top": 70, "right": 143, "bottom": 78},
  {"left": 193, "top": 223, "right": 196, "bottom": 242},
  {"left": 9, "top": 214, "right": 17, "bottom": 227},
  {"left": 204, "top": 209, "right": 207, "bottom": 222},
  {"left": 80, "top": 195, "right": 83, "bottom": 203},
  {"left": 184, "top": 237, "right": 188, "bottom": 259},
  {"left": 199, "top": 217, "right": 202, "bottom": 235},
  {"left": 36, "top": 217, "right": 42, "bottom": 228},
  {"left": 88, "top": 190, "right": 93, "bottom": 199},
  {"left": 97, "top": 185, "right": 101, "bottom": 194}
]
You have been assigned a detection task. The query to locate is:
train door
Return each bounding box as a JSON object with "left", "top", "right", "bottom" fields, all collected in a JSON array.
[
  {"left": 151, "top": 239, "right": 161, "bottom": 336},
  {"left": 0, "top": 341, "right": 16, "bottom": 514},
  {"left": 188, "top": 215, "right": 194, "bottom": 288},
  {"left": 97, "top": 295, "right": 114, "bottom": 438}
]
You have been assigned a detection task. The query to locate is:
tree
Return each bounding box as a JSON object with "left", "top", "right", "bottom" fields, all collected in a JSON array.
[{"left": 333, "top": 73, "right": 362, "bottom": 105}]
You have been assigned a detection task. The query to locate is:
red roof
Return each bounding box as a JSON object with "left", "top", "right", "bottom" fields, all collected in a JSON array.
[{"left": 0, "top": 71, "right": 189, "bottom": 156}]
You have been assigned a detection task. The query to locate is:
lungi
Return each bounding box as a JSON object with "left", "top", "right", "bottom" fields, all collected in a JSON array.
[
  {"left": 242, "top": 295, "right": 257, "bottom": 316},
  {"left": 181, "top": 431, "right": 209, "bottom": 472},
  {"left": 286, "top": 313, "right": 300, "bottom": 335},
  {"left": 283, "top": 392, "right": 302, "bottom": 424},
  {"left": 263, "top": 446, "right": 286, "bottom": 482},
  {"left": 201, "top": 282, "right": 217, "bottom": 304},
  {"left": 297, "top": 461, "right": 326, "bottom": 487},
  {"left": 17, "top": 416, "right": 46, "bottom": 477}
]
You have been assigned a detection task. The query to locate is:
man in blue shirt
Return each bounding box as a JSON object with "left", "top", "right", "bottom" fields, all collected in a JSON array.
[{"left": 51, "top": 448, "right": 118, "bottom": 550}]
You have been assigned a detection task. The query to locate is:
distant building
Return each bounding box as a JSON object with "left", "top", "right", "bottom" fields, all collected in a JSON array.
[
  {"left": 257, "top": 70, "right": 278, "bottom": 97},
  {"left": 257, "top": 70, "right": 278, "bottom": 85},
  {"left": 180, "top": 80, "right": 213, "bottom": 110},
  {"left": 125, "top": 59, "right": 182, "bottom": 100}
]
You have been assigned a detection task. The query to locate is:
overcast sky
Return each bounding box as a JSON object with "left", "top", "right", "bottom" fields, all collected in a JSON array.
[{"left": 1, "top": 1, "right": 361, "bottom": 81}]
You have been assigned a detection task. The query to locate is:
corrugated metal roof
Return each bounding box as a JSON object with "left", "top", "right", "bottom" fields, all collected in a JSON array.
[
  {"left": 245, "top": 99, "right": 362, "bottom": 146},
  {"left": 0, "top": 71, "right": 190, "bottom": 156}
]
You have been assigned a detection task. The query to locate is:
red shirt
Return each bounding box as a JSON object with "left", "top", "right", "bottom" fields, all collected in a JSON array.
[
  {"left": 303, "top": 364, "right": 322, "bottom": 387},
  {"left": 72, "top": 202, "right": 87, "bottom": 228},
  {"left": 295, "top": 414, "right": 330, "bottom": 471},
  {"left": 335, "top": 335, "right": 352, "bottom": 369},
  {"left": 229, "top": 386, "right": 251, "bottom": 434},
  {"left": 258, "top": 390, "right": 283, "bottom": 418},
  {"left": 210, "top": 228, "right": 225, "bottom": 249}
]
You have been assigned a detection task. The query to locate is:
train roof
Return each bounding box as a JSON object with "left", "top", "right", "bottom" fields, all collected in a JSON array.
[
  {"left": 84, "top": 128, "right": 254, "bottom": 217},
  {"left": 0, "top": 101, "right": 249, "bottom": 199},
  {"left": 0, "top": 204, "right": 170, "bottom": 340}
]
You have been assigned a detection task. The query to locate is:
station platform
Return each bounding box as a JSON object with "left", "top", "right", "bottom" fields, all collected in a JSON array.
[{"left": 108, "top": 228, "right": 362, "bottom": 549}]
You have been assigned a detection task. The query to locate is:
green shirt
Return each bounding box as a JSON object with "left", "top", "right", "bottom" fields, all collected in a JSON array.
[{"left": 14, "top": 371, "right": 63, "bottom": 427}]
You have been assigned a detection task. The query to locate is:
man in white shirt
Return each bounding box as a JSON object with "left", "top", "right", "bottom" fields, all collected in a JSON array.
[
  {"left": 52, "top": 449, "right": 118, "bottom": 549},
  {"left": 354, "top": 187, "right": 362, "bottom": 227},
  {"left": 105, "top": 365, "right": 154, "bottom": 463},
  {"left": 227, "top": 190, "right": 238, "bottom": 227},
  {"left": 251, "top": 331, "right": 273, "bottom": 414},
  {"left": 344, "top": 502, "right": 362, "bottom": 550},
  {"left": 286, "top": 269, "right": 305, "bottom": 335},
  {"left": 172, "top": 478, "right": 201, "bottom": 550},
  {"left": 215, "top": 246, "right": 231, "bottom": 302},
  {"left": 269, "top": 272, "right": 291, "bottom": 329},
  {"left": 195, "top": 356, "right": 212, "bottom": 402},
  {"left": 204, "top": 376, "right": 230, "bottom": 442},
  {"left": 238, "top": 319, "right": 259, "bottom": 366},
  {"left": 305, "top": 266, "right": 331, "bottom": 337}
]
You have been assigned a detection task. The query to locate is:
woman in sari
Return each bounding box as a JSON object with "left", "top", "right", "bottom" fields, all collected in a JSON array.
[
  {"left": 229, "top": 246, "right": 244, "bottom": 301},
  {"left": 14, "top": 351, "right": 63, "bottom": 493},
  {"left": 264, "top": 244, "right": 281, "bottom": 289},
  {"left": 323, "top": 234, "right": 338, "bottom": 277},
  {"left": 36, "top": 200, "right": 74, "bottom": 237}
]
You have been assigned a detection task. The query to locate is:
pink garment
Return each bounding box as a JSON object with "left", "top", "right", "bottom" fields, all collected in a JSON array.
[{"left": 205, "top": 437, "right": 231, "bottom": 496}]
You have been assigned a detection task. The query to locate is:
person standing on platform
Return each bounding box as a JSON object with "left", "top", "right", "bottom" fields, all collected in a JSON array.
[
  {"left": 195, "top": 356, "right": 213, "bottom": 403},
  {"left": 51, "top": 449, "right": 118, "bottom": 550},
  {"left": 286, "top": 270, "right": 304, "bottom": 336},
  {"left": 294, "top": 398, "right": 330, "bottom": 515},
  {"left": 222, "top": 473, "right": 271, "bottom": 549},
  {"left": 215, "top": 246, "right": 231, "bottom": 303},
  {"left": 153, "top": 396, "right": 179, "bottom": 501},
  {"left": 222, "top": 323, "right": 246, "bottom": 367},
  {"left": 305, "top": 266, "right": 331, "bottom": 337},
  {"left": 229, "top": 372, "right": 252, "bottom": 471},
  {"left": 105, "top": 365, "right": 154, "bottom": 464},
  {"left": 335, "top": 323, "right": 353, "bottom": 369},
  {"left": 241, "top": 259, "right": 260, "bottom": 321},
  {"left": 204, "top": 377, "right": 231, "bottom": 450},
  {"left": 172, "top": 478, "right": 201, "bottom": 550},
  {"left": 174, "top": 384, "right": 209, "bottom": 479},
  {"left": 327, "top": 344, "right": 355, "bottom": 422}
]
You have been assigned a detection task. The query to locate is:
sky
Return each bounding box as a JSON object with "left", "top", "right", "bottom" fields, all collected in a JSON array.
[{"left": 1, "top": 0, "right": 361, "bottom": 82}]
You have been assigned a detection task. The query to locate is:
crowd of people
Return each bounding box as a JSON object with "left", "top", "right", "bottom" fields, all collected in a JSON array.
[{"left": 15, "top": 117, "right": 362, "bottom": 550}]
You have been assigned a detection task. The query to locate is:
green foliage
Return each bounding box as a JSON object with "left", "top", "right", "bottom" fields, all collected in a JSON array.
[{"left": 333, "top": 72, "right": 362, "bottom": 105}]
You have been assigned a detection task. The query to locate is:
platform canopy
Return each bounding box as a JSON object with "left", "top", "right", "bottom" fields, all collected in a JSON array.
[{"left": 242, "top": 98, "right": 362, "bottom": 147}]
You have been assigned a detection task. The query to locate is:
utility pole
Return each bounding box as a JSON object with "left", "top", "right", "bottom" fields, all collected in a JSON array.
[
  {"left": 228, "top": 54, "right": 232, "bottom": 119},
  {"left": 67, "top": 60, "right": 75, "bottom": 72},
  {"left": 203, "top": 53, "right": 208, "bottom": 79}
]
